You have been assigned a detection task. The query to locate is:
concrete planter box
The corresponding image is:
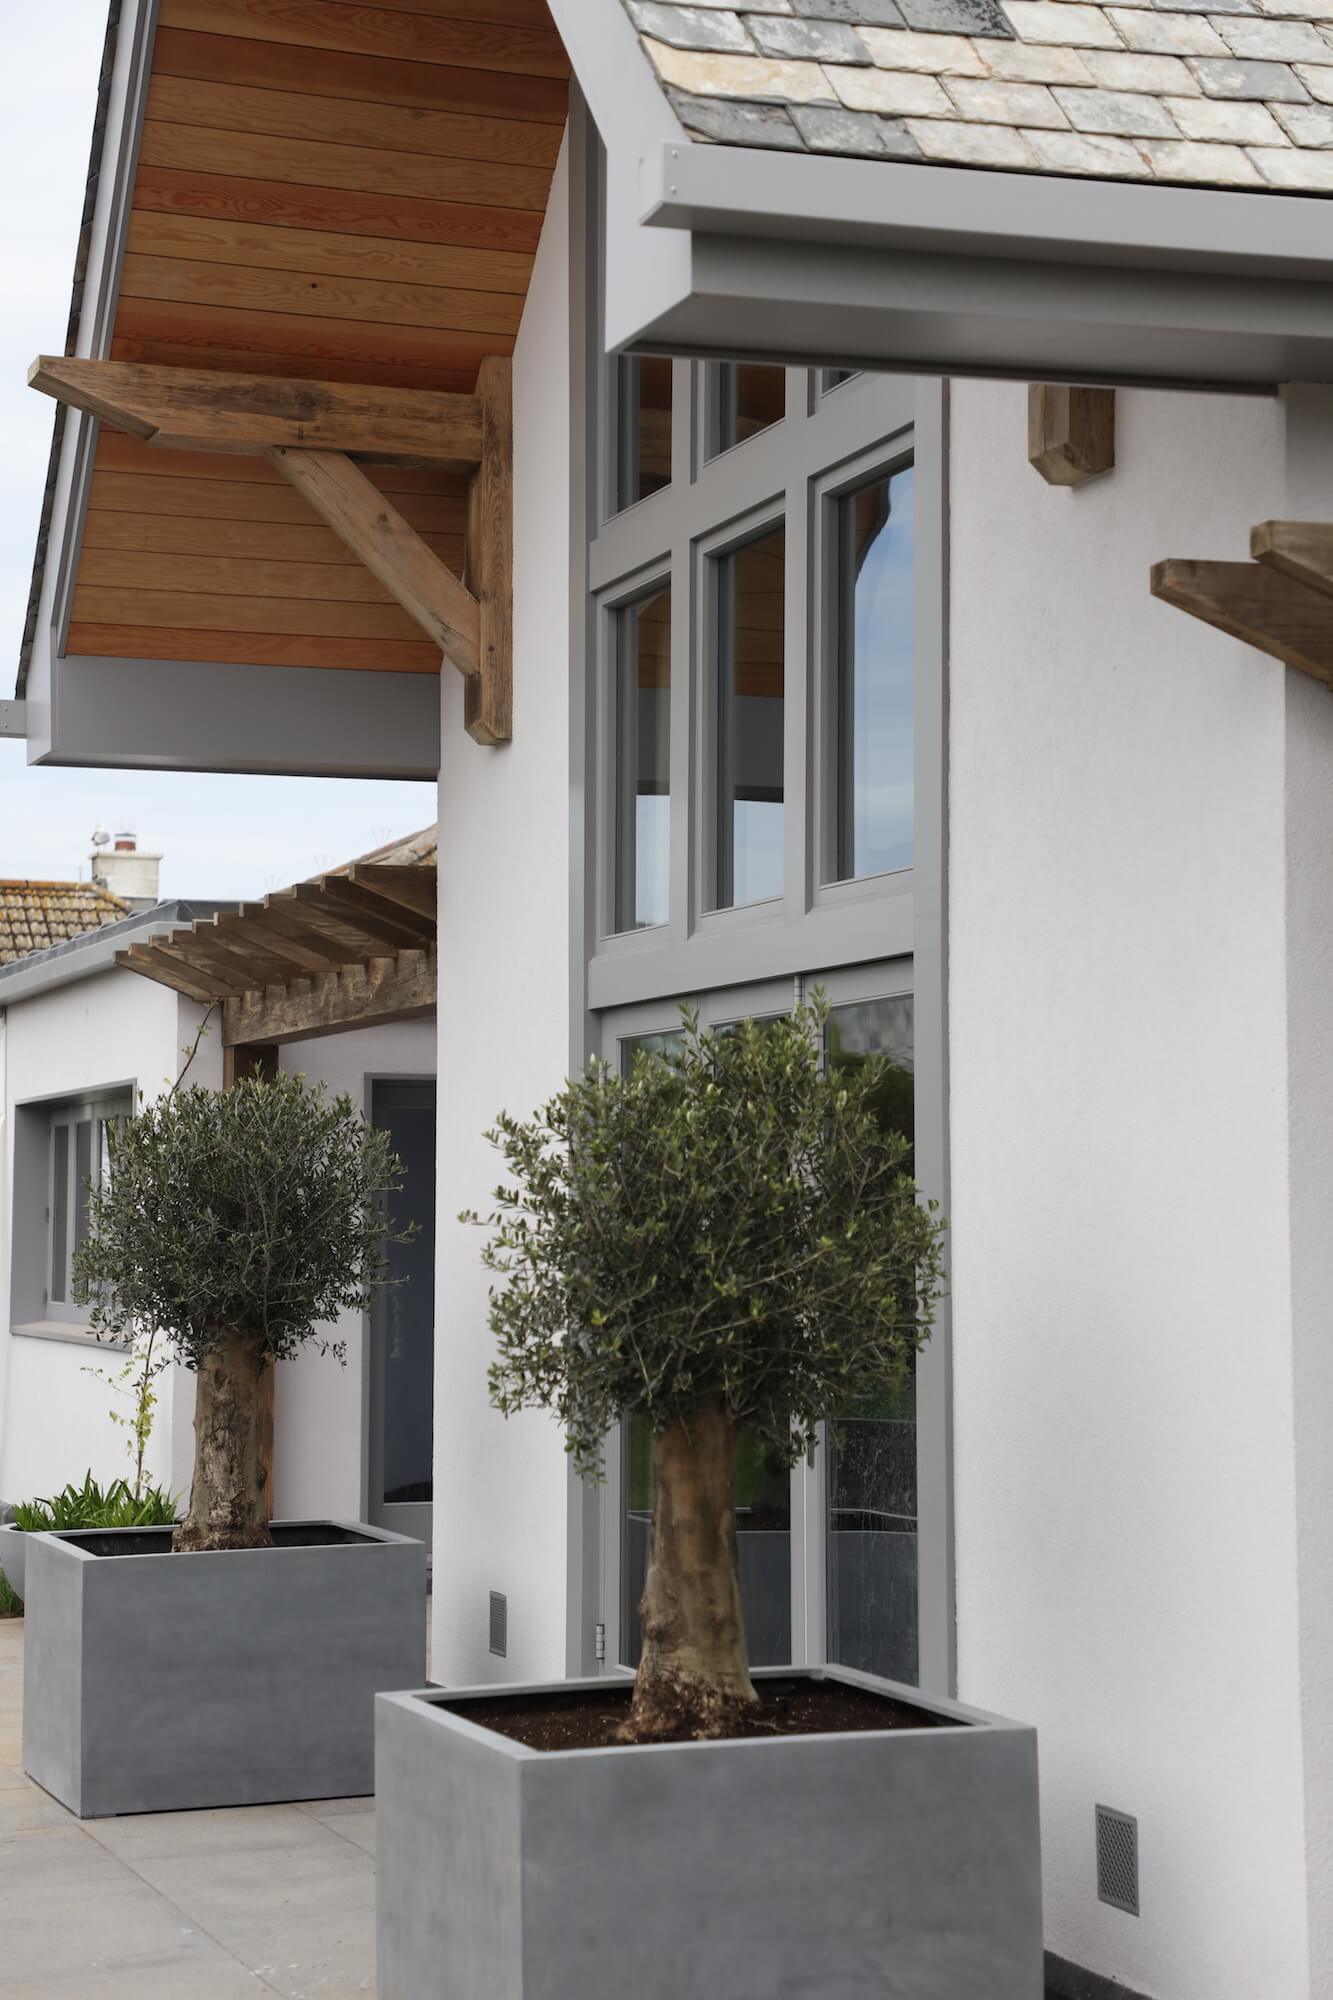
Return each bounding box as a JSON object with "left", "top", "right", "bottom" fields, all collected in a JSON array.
[
  {"left": 0, "top": 1523, "right": 26, "bottom": 1599},
  {"left": 24, "top": 1519, "right": 425, "bottom": 1818},
  {"left": 376, "top": 1666, "right": 1043, "bottom": 2000}
]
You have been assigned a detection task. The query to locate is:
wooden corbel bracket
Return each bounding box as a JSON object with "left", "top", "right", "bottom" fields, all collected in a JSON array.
[
  {"left": 29, "top": 353, "right": 514, "bottom": 744},
  {"left": 1152, "top": 520, "right": 1333, "bottom": 688}
]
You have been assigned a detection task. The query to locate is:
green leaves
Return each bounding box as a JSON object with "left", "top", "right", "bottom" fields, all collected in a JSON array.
[
  {"left": 11, "top": 1473, "right": 177, "bottom": 1530},
  {"left": 468, "top": 1001, "right": 946, "bottom": 1480},
  {"left": 72, "top": 1074, "right": 408, "bottom": 1371}
]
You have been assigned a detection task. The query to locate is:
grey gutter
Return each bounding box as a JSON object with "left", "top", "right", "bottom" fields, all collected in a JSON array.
[
  {"left": 0, "top": 900, "right": 238, "bottom": 1006},
  {"left": 16, "top": 0, "right": 123, "bottom": 703},
  {"left": 638, "top": 144, "right": 1333, "bottom": 284}
]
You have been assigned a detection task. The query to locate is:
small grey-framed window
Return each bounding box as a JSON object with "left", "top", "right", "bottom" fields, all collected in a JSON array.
[
  {"left": 709, "top": 518, "right": 787, "bottom": 914},
  {"left": 610, "top": 354, "right": 673, "bottom": 515},
  {"left": 824, "top": 455, "right": 916, "bottom": 886},
  {"left": 611, "top": 580, "right": 672, "bottom": 934},
  {"left": 705, "top": 362, "right": 787, "bottom": 461},
  {"left": 46, "top": 1093, "right": 130, "bottom": 1322},
  {"left": 821, "top": 369, "right": 859, "bottom": 395}
]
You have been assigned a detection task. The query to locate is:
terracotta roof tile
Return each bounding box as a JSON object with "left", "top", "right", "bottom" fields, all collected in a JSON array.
[{"left": 0, "top": 880, "right": 128, "bottom": 966}]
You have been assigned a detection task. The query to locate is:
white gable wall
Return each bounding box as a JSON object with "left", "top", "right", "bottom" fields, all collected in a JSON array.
[
  {"left": 948, "top": 378, "right": 1312, "bottom": 1998},
  {"left": 431, "top": 134, "right": 575, "bottom": 1688}
]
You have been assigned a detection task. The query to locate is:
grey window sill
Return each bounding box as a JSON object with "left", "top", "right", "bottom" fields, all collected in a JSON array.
[{"left": 10, "top": 1321, "right": 129, "bottom": 1352}]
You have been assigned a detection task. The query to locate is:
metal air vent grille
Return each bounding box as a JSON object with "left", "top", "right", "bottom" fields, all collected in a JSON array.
[
  {"left": 489, "top": 1590, "right": 508, "bottom": 1659},
  {"left": 1096, "top": 1805, "right": 1139, "bottom": 1917}
]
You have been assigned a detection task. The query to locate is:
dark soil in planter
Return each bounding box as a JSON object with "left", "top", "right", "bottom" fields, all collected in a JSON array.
[
  {"left": 443, "top": 1677, "right": 949, "bottom": 1752},
  {"left": 53, "top": 1523, "right": 377, "bottom": 1559}
]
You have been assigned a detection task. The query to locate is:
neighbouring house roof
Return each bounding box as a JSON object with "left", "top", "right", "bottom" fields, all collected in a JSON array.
[
  {"left": 621, "top": 0, "right": 1333, "bottom": 194},
  {"left": 0, "top": 880, "right": 128, "bottom": 966},
  {"left": 0, "top": 899, "right": 238, "bottom": 1004}
]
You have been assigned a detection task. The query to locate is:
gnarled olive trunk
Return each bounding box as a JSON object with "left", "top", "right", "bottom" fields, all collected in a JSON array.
[
  {"left": 623, "top": 1396, "right": 759, "bottom": 1742},
  {"left": 173, "top": 1335, "right": 273, "bottom": 1553}
]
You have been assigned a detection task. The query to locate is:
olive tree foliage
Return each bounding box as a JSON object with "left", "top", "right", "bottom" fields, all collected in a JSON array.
[
  {"left": 472, "top": 1002, "right": 946, "bottom": 1481},
  {"left": 73, "top": 1075, "right": 406, "bottom": 1369}
]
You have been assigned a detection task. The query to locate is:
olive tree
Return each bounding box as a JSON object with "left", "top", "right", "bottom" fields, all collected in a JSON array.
[
  {"left": 470, "top": 1002, "right": 946, "bottom": 1743},
  {"left": 74, "top": 1075, "right": 405, "bottom": 1554}
]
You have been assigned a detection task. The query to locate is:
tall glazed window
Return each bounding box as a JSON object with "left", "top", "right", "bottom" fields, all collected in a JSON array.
[
  {"left": 713, "top": 523, "right": 785, "bottom": 911},
  {"left": 612, "top": 585, "right": 671, "bottom": 933},
  {"left": 831, "top": 462, "right": 915, "bottom": 882}
]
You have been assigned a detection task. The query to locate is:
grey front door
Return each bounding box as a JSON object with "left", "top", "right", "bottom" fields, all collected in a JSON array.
[{"left": 369, "top": 1080, "right": 436, "bottom": 1551}]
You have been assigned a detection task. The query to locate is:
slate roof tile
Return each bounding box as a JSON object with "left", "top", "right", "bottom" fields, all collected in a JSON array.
[{"left": 624, "top": 0, "right": 1333, "bottom": 191}]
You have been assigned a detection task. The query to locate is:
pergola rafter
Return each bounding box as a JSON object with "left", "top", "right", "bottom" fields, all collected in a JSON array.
[{"left": 1153, "top": 520, "right": 1333, "bottom": 690}]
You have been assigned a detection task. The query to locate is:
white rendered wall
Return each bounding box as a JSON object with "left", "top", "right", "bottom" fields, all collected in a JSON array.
[
  {"left": 948, "top": 380, "right": 1315, "bottom": 1998},
  {"left": 432, "top": 134, "right": 574, "bottom": 1686},
  {"left": 0, "top": 971, "right": 207, "bottom": 1509},
  {"left": 273, "top": 1020, "right": 436, "bottom": 1522}
]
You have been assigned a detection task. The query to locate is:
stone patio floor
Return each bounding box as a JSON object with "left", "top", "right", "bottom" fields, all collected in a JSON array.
[{"left": 0, "top": 1616, "right": 376, "bottom": 1998}]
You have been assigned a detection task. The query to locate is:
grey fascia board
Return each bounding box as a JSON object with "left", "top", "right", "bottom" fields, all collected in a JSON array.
[
  {"left": 639, "top": 144, "right": 1333, "bottom": 281},
  {"left": 0, "top": 703, "right": 26, "bottom": 739},
  {"left": 0, "top": 900, "right": 238, "bottom": 1006},
  {"left": 33, "top": 653, "right": 441, "bottom": 778},
  {"left": 608, "top": 141, "right": 1333, "bottom": 388}
]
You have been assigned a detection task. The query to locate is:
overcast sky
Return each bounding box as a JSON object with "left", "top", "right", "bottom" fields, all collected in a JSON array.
[{"left": 0, "top": 8, "right": 435, "bottom": 901}]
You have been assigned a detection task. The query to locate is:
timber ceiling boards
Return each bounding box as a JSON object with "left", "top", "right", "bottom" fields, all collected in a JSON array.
[{"left": 63, "top": 0, "right": 566, "bottom": 682}]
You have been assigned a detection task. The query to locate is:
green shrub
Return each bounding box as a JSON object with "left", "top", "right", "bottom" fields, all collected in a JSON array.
[
  {"left": 0, "top": 1568, "right": 20, "bottom": 1616},
  {"left": 11, "top": 1473, "right": 177, "bottom": 1532}
]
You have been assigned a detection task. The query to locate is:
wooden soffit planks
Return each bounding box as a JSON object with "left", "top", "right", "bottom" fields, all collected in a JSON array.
[
  {"left": 50, "top": 0, "right": 564, "bottom": 722},
  {"left": 116, "top": 852, "right": 439, "bottom": 1043},
  {"left": 1152, "top": 520, "right": 1333, "bottom": 688}
]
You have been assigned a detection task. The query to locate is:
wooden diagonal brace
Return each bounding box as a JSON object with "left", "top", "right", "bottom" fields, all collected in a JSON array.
[
  {"left": 1151, "top": 558, "right": 1333, "bottom": 686},
  {"left": 29, "top": 356, "right": 483, "bottom": 464},
  {"left": 266, "top": 447, "right": 480, "bottom": 679},
  {"left": 463, "top": 356, "right": 513, "bottom": 746}
]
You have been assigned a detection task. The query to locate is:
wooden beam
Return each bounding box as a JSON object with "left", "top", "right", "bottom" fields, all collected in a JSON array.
[
  {"left": 29, "top": 356, "right": 483, "bottom": 463},
  {"left": 302, "top": 875, "right": 434, "bottom": 947},
  {"left": 215, "top": 909, "right": 345, "bottom": 973},
  {"left": 266, "top": 446, "right": 481, "bottom": 676},
  {"left": 171, "top": 926, "right": 308, "bottom": 987},
  {"left": 227, "top": 903, "right": 375, "bottom": 967},
  {"left": 223, "top": 949, "right": 437, "bottom": 1048},
  {"left": 464, "top": 354, "right": 513, "bottom": 744},
  {"left": 1028, "top": 385, "right": 1116, "bottom": 488},
  {"left": 1151, "top": 559, "right": 1333, "bottom": 687},
  {"left": 1251, "top": 520, "right": 1333, "bottom": 603},
  {"left": 347, "top": 862, "right": 437, "bottom": 921},
  {"left": 116, "top": 942, "right": 224, "bottom": 1003}
]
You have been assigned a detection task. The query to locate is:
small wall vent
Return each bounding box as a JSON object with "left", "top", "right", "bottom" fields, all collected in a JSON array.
[
  {"left": 489, "top": 1590, "right": 508, "bottom": 1659},
  {"left": 1095, "top": 1805, "right": 1139, "bottom": 1917}
]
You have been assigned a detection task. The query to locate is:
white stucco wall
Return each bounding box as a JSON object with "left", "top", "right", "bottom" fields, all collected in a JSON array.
[
  {"left": 0, "top": 966, "right": 436, "bottom": 1538},
  {"left": 948, "top": 379, "right": 1315, "bottom": 1998},
  {"left": 273, "top": 1020, "right": 437, "bottom": 1522},
  {"left": 432, "top": 133, "right": 574, "bottom": 1687},
  {"left": 0, "top": 968, "right": 205, "bottom": 1510}
]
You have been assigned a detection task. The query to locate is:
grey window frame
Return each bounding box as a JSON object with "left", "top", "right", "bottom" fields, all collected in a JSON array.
[
  {"left": 567, "top": 96, "right": 952, "bottom": 1696},
  {"left": 12, "top": 1087, "right": 134, "bottom": 1339}
]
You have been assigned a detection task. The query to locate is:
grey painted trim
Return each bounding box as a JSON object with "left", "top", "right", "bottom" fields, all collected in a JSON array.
[
  {"left": 30, "top": 653, "right": 441, "bottom": 778},
  {"left": 10, "top": 1321, "right": 130, "bottom": 1352},
  {"left": 567, "top": 91, "right": 604, "bottom": 1681},
  {"left": 641, "top": 144, "right": 1333, "bottom": 281},
  {"left": 587, "top": 143, "right": 1333, "bottom": 387},
  {"left": 365, "top": 1072, "right": 437, "bottom": 1552},
  {"left": 0, "top": 901, "right": 236, "bottom": 1003},
  {"left": 0, "top": 704, "right": 26, "bottom": 739}
]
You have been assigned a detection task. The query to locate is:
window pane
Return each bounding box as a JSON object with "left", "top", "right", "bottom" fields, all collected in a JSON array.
[
  {"left": 715, "top": 524, "right": 785, "bottom": 911},
  {"left": 613, "top": 355, "right": 672, "bottom": 511},
  {"left": 711, "top": 363, "right": 785, "bottom": 457},
  {"left": 823, "top": 368, "right": 858, "bottom": 393},
  {"left": 74, "top": 1120, "right": 92, "bottom": 1254},
  {"left": 50, "top": 1123, "right": 69, "bottom": 1304},
  {"left": 613, "top": 587, "right": 671, "bottom": 933},
  {"left": 824, "top": 995, "right": 919, "bottom": 1686},
  {"left": 833, "top": 463, "right": 915, "bottom": 882}
]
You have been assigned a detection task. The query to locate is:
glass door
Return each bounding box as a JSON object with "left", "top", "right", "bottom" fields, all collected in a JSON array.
[
  {"left": 601, "top": 967, "right": 921, "bottom": 1686},
  {"left": 369, "top": 1079, "right": 436, "bottom": 1550}
]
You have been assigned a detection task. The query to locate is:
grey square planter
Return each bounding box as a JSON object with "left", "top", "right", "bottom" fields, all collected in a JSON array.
[
  {"left": 23, "top": 1518, "right": 425, "bottom": 1818},
  {"left": 376, "top": 1666, "right": 1043, "bottom": 2000},
  {"left": 0, "top": 1522, "right": 26, "bottom": 1600}
]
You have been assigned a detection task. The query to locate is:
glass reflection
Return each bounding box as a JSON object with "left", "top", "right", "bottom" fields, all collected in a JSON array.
[
  {"left": 834, "top": 463, "right": 914, "bottom": 882},
  {"left": 824, "top": 994, "right": 919, "bottom": 1685},
  {"left": 712, "top": 363, "right": 786, "bottom": 456},
  {"left": 715, "top": 524, "right": 785, "bottom": 910},
  {"left": 613, "top": 355, "right": 672, "bottom": 511},
  {"left": 613, "top": 586, "right": 670, "bottom": 933}
]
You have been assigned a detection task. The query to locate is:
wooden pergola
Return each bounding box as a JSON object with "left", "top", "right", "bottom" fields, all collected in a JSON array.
[
  {"left": 118, "top": 824, "right": 437, "bottom": 1073},
  {"left": 1154, "top": 524, "right": 1333, "bottom": 687}
]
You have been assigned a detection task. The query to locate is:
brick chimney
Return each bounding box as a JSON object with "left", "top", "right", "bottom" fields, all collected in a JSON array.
[{"left": 90, "top": 828, "right": 162, "bottom": 910}]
